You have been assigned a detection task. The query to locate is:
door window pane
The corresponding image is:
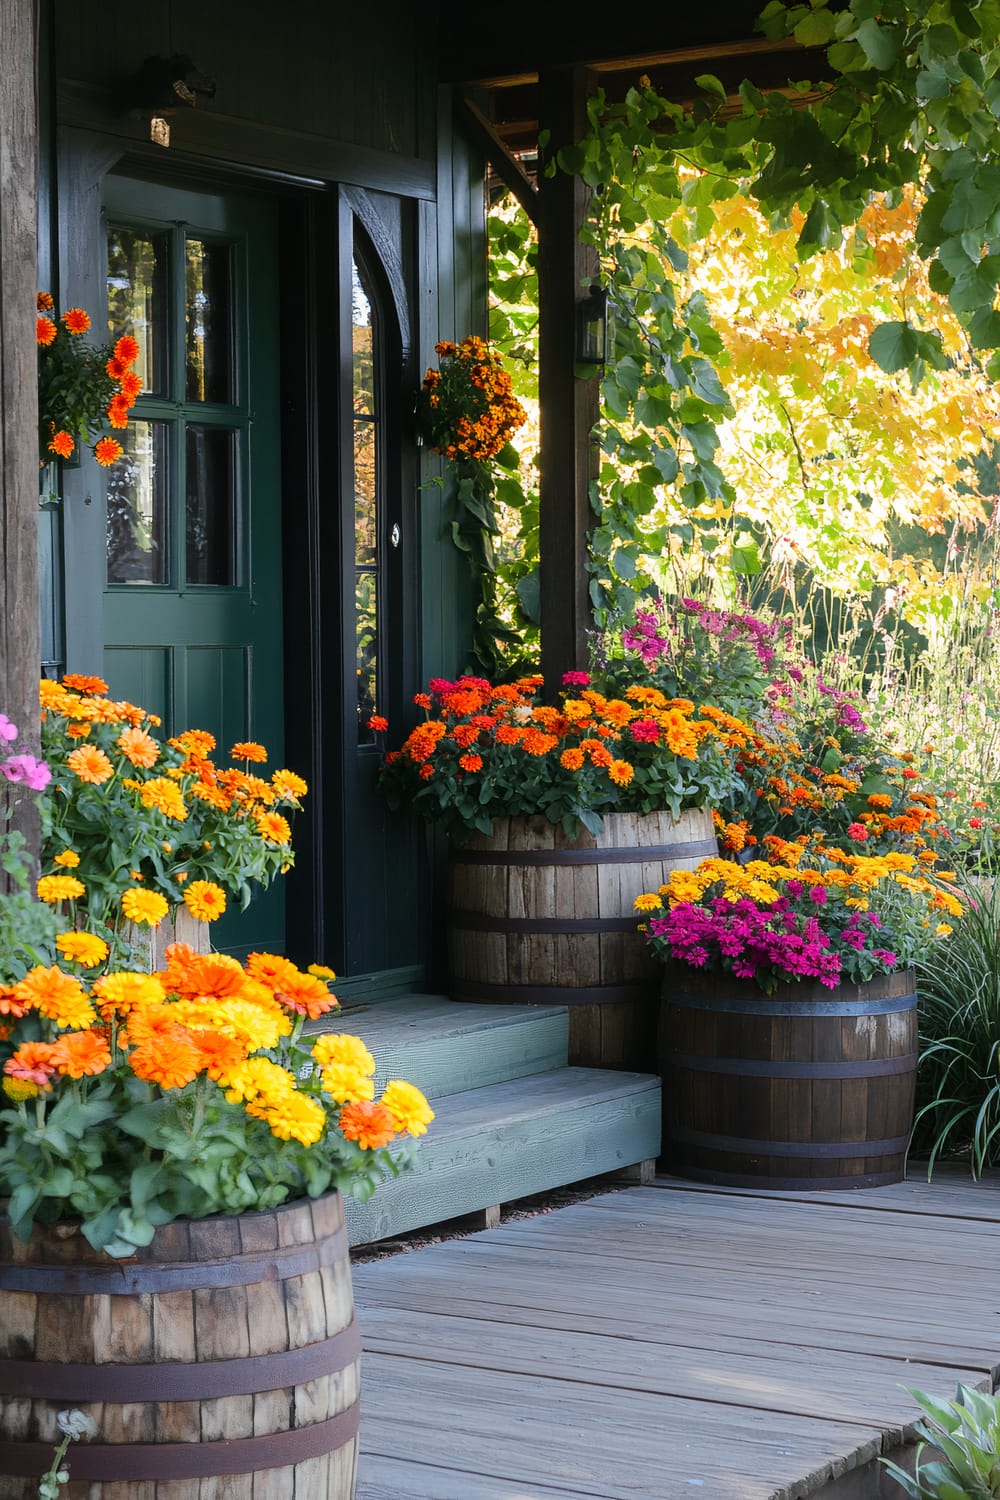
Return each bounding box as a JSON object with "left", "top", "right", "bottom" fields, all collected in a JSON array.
[
  {"left": 186, "top": 239, "right": 234, "bottom": 403},
  {"left": 186, "top": 426, "right": 236, "bottom": 585},
  {"left": 106, "top": 422, "right": 168, "bottom": 584},
  {"left": 352, "top": 260, "right": 375, "bottom": 417},
  {"left": 106, "top": 227, "right": 168, "bottom": 395},
  {"left": 353, "top": 252, "right": 379, "bottom": 743}
]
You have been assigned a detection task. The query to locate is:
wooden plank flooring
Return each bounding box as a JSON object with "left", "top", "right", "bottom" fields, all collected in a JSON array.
[{"left": 351, "top": 1169, "right": 1000, "bottom": 1500}]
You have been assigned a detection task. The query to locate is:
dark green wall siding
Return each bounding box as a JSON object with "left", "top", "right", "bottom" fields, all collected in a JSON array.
[{"left": 54, "top": 0, "right": 433, "bottom": 162}]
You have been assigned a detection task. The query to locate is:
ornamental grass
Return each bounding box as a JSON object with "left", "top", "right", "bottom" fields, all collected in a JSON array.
[{"left": 376, "top": 670, "right": 751, "bottom": 841}]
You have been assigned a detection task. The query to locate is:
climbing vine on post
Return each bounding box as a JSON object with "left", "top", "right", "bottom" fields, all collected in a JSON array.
[{"left": 552, "top": 0, "right": 1000, "bottom": 619}]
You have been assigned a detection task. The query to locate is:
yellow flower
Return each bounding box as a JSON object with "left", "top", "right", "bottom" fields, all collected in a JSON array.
[
  {"left": 53, "top": 849, "right": 80, "bottom": 868},
  {"left": 93, "top": 971, "right": 166, "bottom": 1019},
  {"left": 634, "top": 893, "right": 662, "bottom": 912},
  {"left": 272, "top": 769, "right": 308, "bottom": 799},
  {"left": 55, "top": 931, "right": 109, "bottom": 967},
  {"left": 224, "top": 1056, "right": 297, "bottom": 1105},
  {"left": 37, "top": 874, "right": 85, "bottom": 904},
  {"left": 256, "top": 811, "right": 291, "bottom": 845},
  {"left": 121, "top": 888, "right": 169, "bottom": 927},
  {"left": 935, "top": 923, "right": 954, "bottom": 938},
  {"left": 249, "top": 1092, "right": 327, "bottom": 1146},
  {"left": 139, "top": 776, "right": 189, "bottom": 820},
  {"left": 184, "top": 880, "right": 227, "bottom": 922},
  {"left": 380, "top": 1079, "right": 435, "bottom": 1138},
  {"left": 312, "top": 1032, "right": 375, "bottom": 1076},
  {"left": 319, "top": 1060, "right": 376, "bottom": 1104},
  {"left": 3, "top": 1076, "right": 40, "bottom": 1101},
  {"left": 307, "top": 963, "right": 336, "bottom": 981}
]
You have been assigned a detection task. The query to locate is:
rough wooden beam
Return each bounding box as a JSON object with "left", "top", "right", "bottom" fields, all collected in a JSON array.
[
  {"left": 0, "top": 0, "right": 41, "bottom": 767},
  {"left": 457, "top": 95, "right": 539, "bottom": 226},
  {"left": 537, "top": 66, "right": 599, "bottom": 685}
]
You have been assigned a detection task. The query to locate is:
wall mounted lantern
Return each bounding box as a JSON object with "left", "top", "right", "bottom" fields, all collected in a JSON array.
[{"left": 576, "top": 284, "right": 611, "bottom": 367}]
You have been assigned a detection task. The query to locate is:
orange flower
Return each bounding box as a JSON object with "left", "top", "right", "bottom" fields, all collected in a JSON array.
[
  {"left": 62, "top": 673, "right": 109, "bottom": 694},
  {"left": 183, "top": 880, "right": 227, "bottom": 922},
  {"left": 36, "top": 316, "right": 57, "bottom": 346},
  {"left": 62, "top": 307, "right": 91, "bottom": 335},
  {"left": 245, "top": 951, "right": 298, "bottom": 990},
  {"left": 66, "top": 744, "right": 114, "bottom": 784},
  {"left": 14, "top": 965, "right": 95, "bottom": 1029},
  {"left": 458, "top": 753, "right": 483, "bottom": 772},
  {"left": 339, "top": 1099, "right": 397, "bottom": 1150},
  {"left": 272, "top": 969, "right": 336, "bottom": 1020},
  {"left": 0, "top": 987, "right": 27, "bottom": 1019},
  {"left": 37, "top": 292, "right": 55, "bottom": 311},
  {"left": 94, "top": 437, "right": 123, "bottom": 467},
  {"left": 367, "top": 715, "right": 389, "bottom": 733},
  {"left": 50, "top": 1030, "right": 111, "bottom": 1078},
  {"left": 113, "top": 334, "right": 140, "bottom": 365},
  {"left": 256, "top": 812, "right": 291, "bottom": 845},
  {"left": 47, "top": 430, "right": 75, "bottom": 459},
  {"left": 119, "top": 370, "right": 143, "bottom": 402},
  {"left": 106, "top": 396, "right": 130, "bottom": 429},
  {"left": 117, "top": 726, "right": 159, "bottom": 767},
  {"left": 190, "top": 1029, "right": 247, "bottom": 1081},
  {"left": 608, "top": 759, "right": 635, "bottom": 787},
  {"left": 129, "top": 1031, "right": 203, "bottom": 1090},
  {"left": 230, "top": 741, "right": 267, "bottom": 763}
]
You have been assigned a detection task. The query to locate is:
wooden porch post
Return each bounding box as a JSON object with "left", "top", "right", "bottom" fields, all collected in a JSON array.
[
  {"left": 537, "top": 64, "right": 600, "bottom": 688},
  {"left": 0, "top": 0, "right": 41, "bottom": 746}
]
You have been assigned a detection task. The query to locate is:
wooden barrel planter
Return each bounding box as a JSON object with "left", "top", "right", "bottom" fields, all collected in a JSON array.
[
  {"left": 660, "top": 966, "right": 918, "bottom": 1189},
  {"left": 448, "top": 808, "right": 719, "bottom": 1070},
  {"left": 0, "top": 1193, "right": 360, "bottom": 1499}
]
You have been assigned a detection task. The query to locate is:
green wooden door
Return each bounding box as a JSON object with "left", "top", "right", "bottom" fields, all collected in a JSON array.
[{"left": 101, "top": 177, "right": 284, "bottom": 954}]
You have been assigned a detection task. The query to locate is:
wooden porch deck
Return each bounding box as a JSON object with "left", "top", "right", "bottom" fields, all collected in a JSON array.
[{"left": 351, "top": 1170, "right": 1000, "bottom": 1500}]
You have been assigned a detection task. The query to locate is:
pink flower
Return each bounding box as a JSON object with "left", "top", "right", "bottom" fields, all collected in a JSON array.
[
  {"left": 629, "top": 719, "right": 660, "bottom": 742},
  {"left": 561, "top": 670, "right": 591, "bottom": 686},
  {"left": 1, "top": 754, "right": 51, "bottom": 791},
  {"left": 847, "top": 822, "right": 868, "bottom": 841},
  {"left": 0, "top": 714, "right": 17, "bottom": 743}
]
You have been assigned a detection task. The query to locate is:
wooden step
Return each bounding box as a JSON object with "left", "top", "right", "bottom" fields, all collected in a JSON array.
[
  {"left": 345, "top": 1067, "right": 662, "bottom": 1247},
  {"left": 317, "top": 994, "right": 570, "bottom": 1100}
]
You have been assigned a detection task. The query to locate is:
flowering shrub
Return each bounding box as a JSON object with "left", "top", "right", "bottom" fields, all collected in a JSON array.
[
  {"left": 637, "top": 848, "right": 961, "bottom": 993},
  {"left": 36, "top": 293, "right": 138, "bottom": 469},
  {"left": 33, "top": 675, "right": 305, "bottom": 969},
  {"left": 416, "top": 336, "right": 527, "bottom": 462},
  {"left": 602, "top": 598, "right": 969, "bottom": 870},
  {"left": 376, "top": 670, "right": 749, "bottom": 840},
  {"left": 0, "top": 943, "right": 433, "bottom": 1256},
  {"left": 598, "top": 600, "right": 801, "bottom": 716}
]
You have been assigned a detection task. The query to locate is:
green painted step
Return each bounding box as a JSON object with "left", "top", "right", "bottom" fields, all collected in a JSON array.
[
  {"left": 345, "top": 1068, "right": 662, "bottom": 1247},
  {"left": 314, "top": 995, "right": 570, "bottom": 1100}
]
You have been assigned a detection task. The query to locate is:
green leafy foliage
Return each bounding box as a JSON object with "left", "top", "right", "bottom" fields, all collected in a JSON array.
[{"left": 882, "top": 1385, "right": 1000, "bottom": 1497}]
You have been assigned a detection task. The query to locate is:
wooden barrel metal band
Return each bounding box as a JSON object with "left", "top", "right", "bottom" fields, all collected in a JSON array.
[
  {"left": 668, "top": 1126, "right": 912, "bottom": 1159},
  {"left": 0, "top": 1315, "right": 360, "bottom": 1402},
  {"left": 449, "top": 911, "right": 640, "bottom": 935},
  {"left": 450, "top": 838, "right": 718, "bottom": 867},
  {"left": 678, "top": 1167, "right": 905, "bottom": 1191},
  {"left": 0, "top": 1402, "right": 360, "bottom": 1480},
  {"left": 0, "top": 1219, "right": 347, "bottom": 1295},
  {"left": 454, "top": 978, "right": 652, "bottom": 1005},
  {"left": 669, "top": 989, "right": 917, "bottom": 1017},
  {"left": 664, "top": 1050, "right": 919, "bottom": 1079}
]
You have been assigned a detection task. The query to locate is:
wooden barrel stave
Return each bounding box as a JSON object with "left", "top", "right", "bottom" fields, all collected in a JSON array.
[
  {"left": 0, "top": 1194, "right": 359, "bottom": 1500},
  {"left": 448, "top": 808, "right": 718, "bottom": 1070},
  {"left": 661, "top": 967, "right": 918, "bottom": 1188}
]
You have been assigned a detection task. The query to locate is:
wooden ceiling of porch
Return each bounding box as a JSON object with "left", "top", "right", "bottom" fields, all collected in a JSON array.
[{"left": 439, "top": 4, "right": 828, "bottom": 151}]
